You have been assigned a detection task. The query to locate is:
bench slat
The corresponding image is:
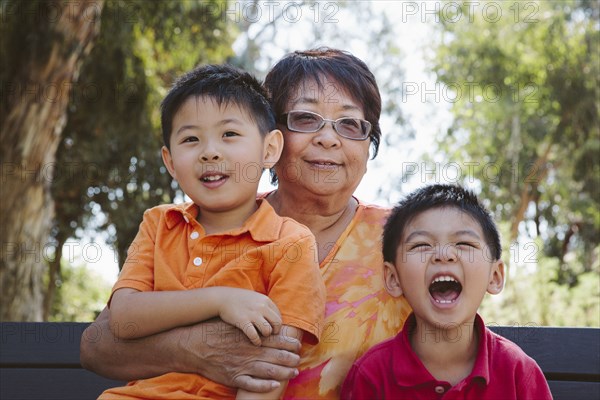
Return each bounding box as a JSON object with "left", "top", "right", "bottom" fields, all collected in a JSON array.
[
  {"left": 0, "top": 368, "right": 125, "bottom": 400},
  {"left": 1, "top": 371, "right": 598, "bottom": 400},
  {"left": 1, "top": 323, "right": 89, "bottom": 366},
  {"left": 548, "top": 380, "right": 600, "bottom": 400},
  {"left": 489, "top": 326, "right": 600, "bottom": 378}
]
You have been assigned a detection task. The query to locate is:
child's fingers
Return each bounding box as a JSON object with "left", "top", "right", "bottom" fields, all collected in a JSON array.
[
  {"left": 254, "top": 318, "right": 273, "bottom": 338},
  {"left": 254, "top": 297, "right": 282, "bottom": 335},
  {"left": 271, "top": 321, "right": 281, "bottom": 335},
  {"left": 242, "top": 322, "right": 262, "bottom": 346},
  {"left": 266, "top": 297, "right": 282, "bottom": 317},
  {"left": 248, "top": 312, "right": 280, "bottom": 341},
  {"left": 263, "top": 308, "right": 283, "bottom": 334}
]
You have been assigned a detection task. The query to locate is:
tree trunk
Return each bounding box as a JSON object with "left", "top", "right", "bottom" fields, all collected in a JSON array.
[
  {"left": 1, "top": 0, "right": 104, "bottom": 321},
  {"left": 42, "top": 234, "right": 65, "bottom": 321},
  {"left": 509, "top": 141, "right": 554, "bottom": 243},
  {"left": 506, "top": 141, "right": 553, "bottom": 287}
]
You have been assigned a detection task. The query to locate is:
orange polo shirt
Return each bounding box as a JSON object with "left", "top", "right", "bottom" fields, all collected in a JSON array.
[{"left": 100, "top": 199, "right": 325, "bottom": 399}]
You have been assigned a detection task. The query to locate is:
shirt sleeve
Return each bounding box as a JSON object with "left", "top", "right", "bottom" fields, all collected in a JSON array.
[
  {"left": 266, "top": 231, "right": 326, "bottom": 344},
  {"left": 109, "top": 208, "right": 158, "bottom": 302},
  {"left": 340, "top": 363, "right": 380, "bottom": 400},
  {"left": 517, "top": 357, "right": 553, "bottom": 400}
]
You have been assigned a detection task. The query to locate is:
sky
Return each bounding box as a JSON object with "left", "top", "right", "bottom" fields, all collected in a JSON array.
[{"left": 83, "top": 1, "right": 453, "bottom": 286}]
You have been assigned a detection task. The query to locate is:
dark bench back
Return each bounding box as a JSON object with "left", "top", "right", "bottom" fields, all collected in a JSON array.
[
  {"left": 1, "top": 322, "right": 599, "bottom": 399},
  {"left": 489, "top": 325, "right": 600, "bottom": 400},
  {"left": 0, "top": 323, "right": 124, "bottom": 400}
]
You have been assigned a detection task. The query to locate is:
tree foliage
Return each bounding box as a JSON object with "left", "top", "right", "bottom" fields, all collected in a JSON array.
[
  {"left": 50, "top": 2, "right": 233, "bottom": 262},
  {"left": 47, "top": 260, "right": 111, "bottom": 322},
  {"left": 1, "top": 0, "right": 104, "bottom": 321},
  {"left": 428, "top": 0, "right": 599, "bottom": 290},
  {"left": 420, "top": 0, "right": 600, "bottom": 327},
  {"left": 38, "top": 0, "right": 234, "bottom": 319}
]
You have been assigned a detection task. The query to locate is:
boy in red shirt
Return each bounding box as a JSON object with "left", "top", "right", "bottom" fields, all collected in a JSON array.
[
  {"left": 341, "top": 184, "right": 552, "bottom": 399},
  {"left": 99, "top": 65, "right": 325, "bottom": 399}
]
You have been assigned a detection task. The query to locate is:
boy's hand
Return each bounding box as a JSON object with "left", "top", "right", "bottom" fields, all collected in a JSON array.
[{"left": 217, "top": 288, "right": 282, "bottom": 345}]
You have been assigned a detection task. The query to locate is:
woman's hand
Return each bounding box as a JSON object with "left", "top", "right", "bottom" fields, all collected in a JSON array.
[{"left": 176, "top": 318, "right": 301, "bottom": 392}]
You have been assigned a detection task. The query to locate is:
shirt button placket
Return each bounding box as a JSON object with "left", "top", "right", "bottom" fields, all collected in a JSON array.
[{"left": 189, "top": 226, "right": 201, "bottom": 266}]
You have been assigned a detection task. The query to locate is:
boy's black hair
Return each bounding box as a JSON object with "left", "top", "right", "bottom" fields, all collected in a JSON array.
[
  {"left": 160, "top": 64, "right": 275, "bottom": 149},
  {"left": 264, "top": 48, "right": 382, "bottom": 167},
  {"left": 382, "top": 184, "right": 502, "bottom": 263}
]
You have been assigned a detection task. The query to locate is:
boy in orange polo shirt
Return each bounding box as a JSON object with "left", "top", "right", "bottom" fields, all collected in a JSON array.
[{"left": 99, "top": 64, "right": 325, "bottom": 400}]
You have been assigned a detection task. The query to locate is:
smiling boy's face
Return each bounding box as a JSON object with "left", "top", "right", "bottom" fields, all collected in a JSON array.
[
  {"left": 161, "top": 96, "right": 282, "bottom": 219},
  {"left": 384, "top": 206, "right": 504, "bottom": 331}
]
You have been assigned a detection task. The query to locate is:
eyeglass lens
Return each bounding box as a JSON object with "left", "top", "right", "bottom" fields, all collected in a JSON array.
[{"left": 287, "top": 111, "right": 370, "bottom": 140}]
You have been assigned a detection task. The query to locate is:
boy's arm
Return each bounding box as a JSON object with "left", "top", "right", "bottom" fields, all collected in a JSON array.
[
  {"left": 236, "top": 326, "right": 303, "bottom": 400},
  {"left": 109, "top": 287, "right": 282, "bottom": 342}
]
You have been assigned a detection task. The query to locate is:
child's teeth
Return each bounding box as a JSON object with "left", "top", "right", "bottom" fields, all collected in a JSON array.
[{"left": 432, "top": 275, "right": 457, "bottom": 284}]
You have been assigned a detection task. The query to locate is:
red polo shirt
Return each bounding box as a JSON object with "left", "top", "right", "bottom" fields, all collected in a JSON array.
[{"left": 341, "top": 313, "right": 553, "bottom": 399}]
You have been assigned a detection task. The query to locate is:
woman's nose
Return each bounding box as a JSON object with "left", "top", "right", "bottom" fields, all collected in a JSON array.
[{"left": 313, "top": 121, "right": 341, "bottom": 148}]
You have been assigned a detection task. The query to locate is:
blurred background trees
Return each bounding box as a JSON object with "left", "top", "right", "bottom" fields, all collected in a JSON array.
[
  {"left": 1, "top": 0, "right": 105, "bottom": 321},
  {"left": 1, "top": 0, "right": 598, "bottom": 325},
  {"left": 48, "top": 0, "right": 233, "bottom": 320},
  {"left": 425, "top": 0, "right": 599, "bottom": 326}
]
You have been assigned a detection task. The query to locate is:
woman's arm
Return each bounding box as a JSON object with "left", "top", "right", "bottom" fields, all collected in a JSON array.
[
  {"left": 109, "top": 287, "right": 282, "bottom": 342},
  {"left": 236, "top": 326, "right": 303, "bottom": 400},
  {"left": 80, "top": 307, "right": 302, "bottom": 392}
]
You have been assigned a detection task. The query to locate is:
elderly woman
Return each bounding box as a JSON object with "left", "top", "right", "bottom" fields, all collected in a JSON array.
[{"left": 80, "top": 48, "right": 412, "bottom": 399}]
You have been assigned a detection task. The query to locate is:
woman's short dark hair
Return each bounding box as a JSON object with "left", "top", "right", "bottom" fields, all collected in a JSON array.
[{"left": 264, "top": 47, "right": 382, "bottom": 163}]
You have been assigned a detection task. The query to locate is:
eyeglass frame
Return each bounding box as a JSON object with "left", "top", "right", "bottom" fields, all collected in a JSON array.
[{"left": 278, "top": 110, "right": 372, "bottom": 141}]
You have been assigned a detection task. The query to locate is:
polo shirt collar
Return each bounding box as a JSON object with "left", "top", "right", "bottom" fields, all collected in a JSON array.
[
  {"left": 393, "top": 313, "right": 490, "bottom": 387},
  {"left": 165, "top": 202, "right": 199, "bottom": 229},
  {"left": 163, "top": 199, "right": 282, "bottom": 242},
  {"left": 470, "top": 314, "right": 490, "bottom": 384},
  {"left": 236, "top": 199, "right": 282, "bottom": 242}
]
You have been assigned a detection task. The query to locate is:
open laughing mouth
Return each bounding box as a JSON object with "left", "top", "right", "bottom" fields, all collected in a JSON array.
[{"left": 429, "top": 275, "right": 463, "bottom": 304}]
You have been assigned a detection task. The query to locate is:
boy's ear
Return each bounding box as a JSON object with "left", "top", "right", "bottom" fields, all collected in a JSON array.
[
  {"left": 161, "top": 146, "right": 177, "bottom": 180},
  {"left": 262, "top": 129, "right": 284, "bottom": 169},
  {"left": 487, "top": 260, "right": 505, "bottom": 295},
  {"left": 383, "top": 261, "right": 403, "bottom": 298}
]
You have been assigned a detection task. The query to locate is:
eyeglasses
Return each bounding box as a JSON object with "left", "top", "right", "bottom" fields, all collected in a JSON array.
[{"left": 279, "top": 110, "right": 371, "bottom": 141}]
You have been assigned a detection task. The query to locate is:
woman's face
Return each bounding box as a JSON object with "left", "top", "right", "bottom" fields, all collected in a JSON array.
[{"left": 274, "top": 76, "right": 371, "bottom": 199}]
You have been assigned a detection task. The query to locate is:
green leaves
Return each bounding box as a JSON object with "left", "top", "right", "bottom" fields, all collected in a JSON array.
[
  {"left": 53, "top": 0, "right": 234, "bottom": 268},
  {"left": 429, "top": 0, "right": 599, "bottom": 303}
]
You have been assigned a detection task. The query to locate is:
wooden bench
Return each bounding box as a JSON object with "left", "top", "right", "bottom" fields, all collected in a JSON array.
[
  {"left": 0, "top": 323, "right": 124, "bottom": 400},
  {"left": 1, "top": 322, "right": 598, "bottom": 399}
]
